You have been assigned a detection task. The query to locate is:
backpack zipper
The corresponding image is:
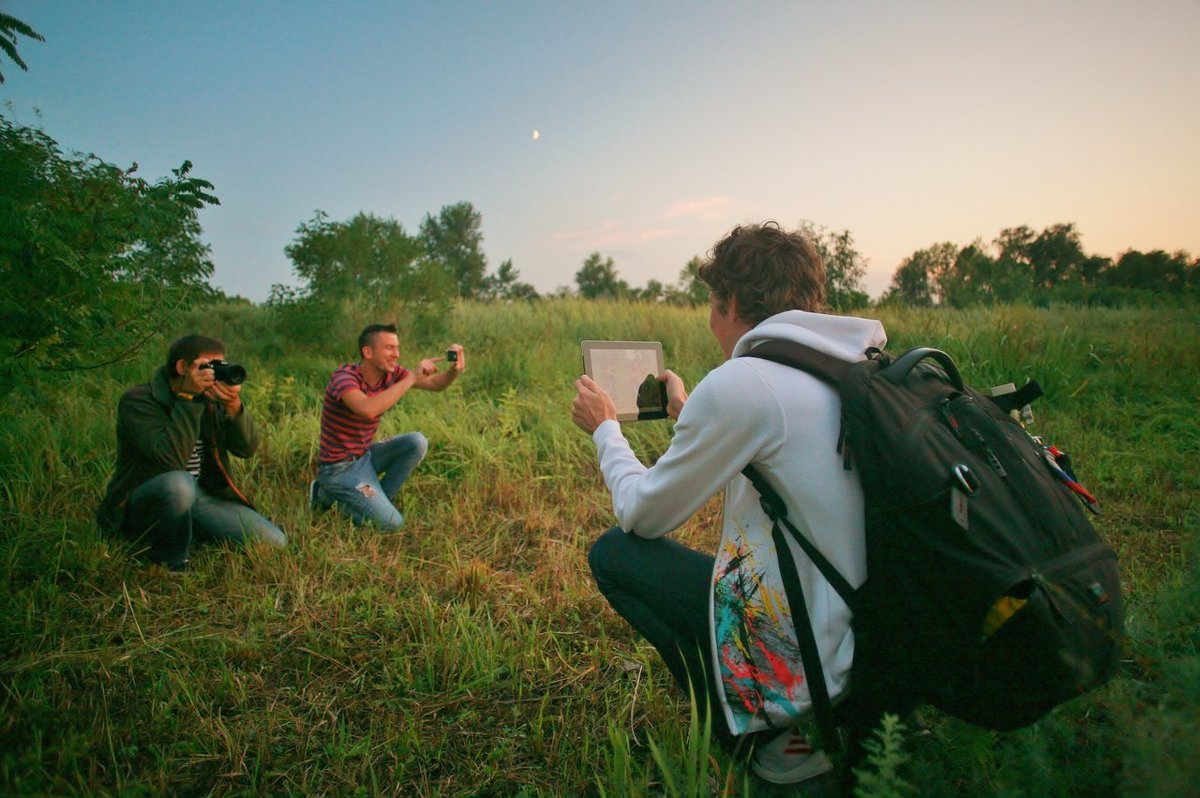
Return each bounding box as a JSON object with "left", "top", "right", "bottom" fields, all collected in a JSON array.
[{"left": 970, "top": 429, "right": 1008, "bottom": 478}]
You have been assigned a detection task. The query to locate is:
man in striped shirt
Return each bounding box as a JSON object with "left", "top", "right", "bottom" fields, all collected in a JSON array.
[{"left": 312, "top": 323, "right": 465, "bottom": 530}]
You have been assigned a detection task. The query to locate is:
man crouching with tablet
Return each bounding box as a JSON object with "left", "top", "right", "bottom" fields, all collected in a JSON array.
[{"left": 571, "top": 222, "right": 887, "bottom": 786}]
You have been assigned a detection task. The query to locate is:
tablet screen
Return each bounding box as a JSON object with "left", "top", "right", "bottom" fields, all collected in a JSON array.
[{"left": 581, "top": 340, "right": 667, "bottom": 421}]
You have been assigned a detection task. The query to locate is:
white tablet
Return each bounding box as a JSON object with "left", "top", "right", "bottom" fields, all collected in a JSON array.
[{"left": 581, "top": 340, "right": 668, "bottom": 421}]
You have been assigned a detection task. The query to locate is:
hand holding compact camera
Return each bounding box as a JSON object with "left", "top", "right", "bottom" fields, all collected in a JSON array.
[{"left": 445, "top": 344, "right": 465, "bottom": 371}]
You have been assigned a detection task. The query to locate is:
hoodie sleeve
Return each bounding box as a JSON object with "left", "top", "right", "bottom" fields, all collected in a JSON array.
[{"left": 591, "top": 361, "right": 784, "bottom": 538}]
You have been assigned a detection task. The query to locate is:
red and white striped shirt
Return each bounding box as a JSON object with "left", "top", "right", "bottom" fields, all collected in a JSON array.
[{"left": 318, "top": 363, "right": 411, "bottom": 464}]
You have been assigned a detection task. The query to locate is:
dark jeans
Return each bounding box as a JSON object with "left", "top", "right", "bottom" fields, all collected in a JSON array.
[
  {"left": 590, "top": 527, "right": 888, "bottom": 765},
  {"left": 589, "top": 526, "right": 762, "bottom": 749},
  {"left": 124, "top": 470, "right": 286, "bottom": 569}
]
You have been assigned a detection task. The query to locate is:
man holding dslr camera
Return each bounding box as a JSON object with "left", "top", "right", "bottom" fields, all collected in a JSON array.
[{"left": 97, "top": 334, "right": 286, "bottom": 571}]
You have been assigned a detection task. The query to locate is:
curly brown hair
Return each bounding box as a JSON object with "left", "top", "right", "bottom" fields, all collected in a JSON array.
[{"left": 697, "top": 222, "right": 825, "bottom": 325}]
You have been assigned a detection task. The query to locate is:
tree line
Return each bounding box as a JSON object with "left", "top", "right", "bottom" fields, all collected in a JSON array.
[
  {"left": 4, "top": 101, "right": 1196, "bottom": 396},
  {"left": 882, "top": 223, "right": 1198, "bottom": 307},
  {"left": 566, "top": 221, "right": 871, "bottom": 310},
  {"left": 275, "top": 207, "right": 876, "bottom": 310}
]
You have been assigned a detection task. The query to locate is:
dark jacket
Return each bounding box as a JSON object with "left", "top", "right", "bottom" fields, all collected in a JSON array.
[{"left": 96, "top": 365, "right": 260, "bottom": 534}]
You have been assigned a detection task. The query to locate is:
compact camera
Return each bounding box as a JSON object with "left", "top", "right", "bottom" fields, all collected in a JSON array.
[
  {"left": 201, "top": 359, "right": 248, "bottom": 385},
  {"left": 446, "top": 349, "right": 459, "bottom": 363}
]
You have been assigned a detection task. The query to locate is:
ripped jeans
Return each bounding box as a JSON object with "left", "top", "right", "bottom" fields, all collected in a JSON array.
[{"left": 315, "top": 432, "right": 428, "bottom": 531}]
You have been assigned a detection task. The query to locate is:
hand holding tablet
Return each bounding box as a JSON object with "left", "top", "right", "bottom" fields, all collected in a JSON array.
[{"left": 580, "top": 341, "right": 668, "bottom": 421}]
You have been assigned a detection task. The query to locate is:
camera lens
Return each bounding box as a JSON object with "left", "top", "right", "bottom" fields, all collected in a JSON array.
[{"left": 207, "top": 361, "right": 247, "bottom": 385}]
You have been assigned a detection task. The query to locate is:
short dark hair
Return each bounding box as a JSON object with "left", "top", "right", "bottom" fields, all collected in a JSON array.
[
  {"left": 166, "top": 334, "right": 226, "bottom": 371},
  {"left": 697, "top": 221, "right": 826, "bottom": 325},
  {"left": 358, "top": 323, "right": 398, "bottom": 357}
]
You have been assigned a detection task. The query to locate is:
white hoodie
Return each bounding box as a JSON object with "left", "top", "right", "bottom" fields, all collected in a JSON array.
[{"left": 591, "top": 309, "right": 887, "bottom": 734}]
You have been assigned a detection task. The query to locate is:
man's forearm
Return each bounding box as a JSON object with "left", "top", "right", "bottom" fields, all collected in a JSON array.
[
  {"left": 350, "top": 373, "right": 418, "bottom": 419},
  {"left": 416, "top": 368, "right": 460, "bottom": 392}
]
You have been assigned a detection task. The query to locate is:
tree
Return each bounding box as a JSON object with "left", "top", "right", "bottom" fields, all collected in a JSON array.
[
  {"left": 884, "top": 242, "right": 958, "bottom": 306},
  {"left": 994, "top": 226, "right": 1036, "bottom": 266},
  {"left": 933, "top": 241, "right": 996, "bottom": 307},
  {"left": 420, "top": 201, "right": 488, "bottom": 298},
  {"left": 797, "top": 221, "right": 869, "bottom": 309},
  {"left": 987, "top": 227, "right": 1037, "bottom": 302},
  {"left": 1027, "top": 223, "right": 1086, "bottom": 288},
  {"left": 636, "top": 279, "right": 666, "bottom": 303},
  {"left": 1, "top": 12, "right": 43, "bottom": 84},
  {"left": 284, "top": 210, "right": 431, "bottom": 306},
  {"left": 1104, "top": 249, "right": 1193, "bottom": 292},
  {"left": 483, "top": 258, "right": 539, "bottom": 301},
  {"left": 280, "top": 209, "right": 455, "bottom": 340},
  {"left": 575, "top": 252, "right": 629, "bottom": 299},
  {"left": 1077, "top": 254, "right": 1112, "bottom": 286},
  {"left": 1, "top": 115, "right": 218, "bottom": 390},
  {"left": 668, "top": 256, "right": 709, "bottom": 306}
]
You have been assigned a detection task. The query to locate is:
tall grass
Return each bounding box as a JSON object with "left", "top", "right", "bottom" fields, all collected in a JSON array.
[{"left": 1, "top": 300, "right": 1196, "bottom": 796}]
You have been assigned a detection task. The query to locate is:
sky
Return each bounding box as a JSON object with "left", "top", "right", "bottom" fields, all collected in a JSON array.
[{"left": 5, "top": 1, "right": 1199, "bottom": 301}]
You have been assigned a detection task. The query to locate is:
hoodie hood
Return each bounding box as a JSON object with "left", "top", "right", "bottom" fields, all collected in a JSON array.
[{"left": 732, "top": 309, "right": 887, "bottom": 362}]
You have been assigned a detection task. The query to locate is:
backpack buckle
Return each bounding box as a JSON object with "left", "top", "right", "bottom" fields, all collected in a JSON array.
[
  {"left": 953, "top": 463, "right": 979, "bottom": 495},
  {"left": 758, "top": 494, "right": 784, "bottom": 520}
]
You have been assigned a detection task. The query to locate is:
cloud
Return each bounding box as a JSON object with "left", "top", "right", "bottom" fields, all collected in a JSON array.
[
  {"left": 662, "top": 196, "right": 734, "bottom": 221},
  {"left": 551, "top": 221, "right": 684, "bottom": 250},
  {"left": 550, "top": 198, "right": 727, "bottom": 250},
  {"left": 639, "top": 228, "right": 683, "bottom": 241},
  {"left": 551, "top": 221, "right": 627, "bottom": 249}
]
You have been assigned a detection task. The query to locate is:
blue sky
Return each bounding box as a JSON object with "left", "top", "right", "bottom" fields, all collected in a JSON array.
[{"left": 5, "top": 1, "right": 1198, "bottom": 301}]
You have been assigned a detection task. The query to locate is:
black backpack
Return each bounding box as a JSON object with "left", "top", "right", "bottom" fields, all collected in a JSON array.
[{"left": 738, "top": 341, "right": 1123, "bottom": 758}]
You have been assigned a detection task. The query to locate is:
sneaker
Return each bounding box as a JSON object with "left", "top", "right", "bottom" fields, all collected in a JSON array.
[
  {"left": 309, "top": 480, "right": 327, "bottom": 511},
  {"left": 751, "top": 728, "right": 834, "bottom": 785}
]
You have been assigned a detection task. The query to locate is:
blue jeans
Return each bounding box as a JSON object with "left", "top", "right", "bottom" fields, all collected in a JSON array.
[
  {"left": 315, "top": 432, "right": 428, "bottom": 531},
  {"left": 589, "top": 526, "right": 746, "bottom": 746},
  {"left": 124, "top": 470, "right": 287, "bottom": 569}
]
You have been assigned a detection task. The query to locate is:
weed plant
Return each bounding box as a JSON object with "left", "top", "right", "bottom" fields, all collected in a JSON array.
[{"left": 1, "top": 300, "right": 1196, "bottom": 796}]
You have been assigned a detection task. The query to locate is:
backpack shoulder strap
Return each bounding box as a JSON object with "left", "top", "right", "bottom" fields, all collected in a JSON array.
[
  {"left": 738, "top": 339, "right": 854, "bottom": 386},
  {"left": 737, "top": 341, "right": 862, "bottom": 764},
  {"left": 769, "top": 516, "right": 844, "bottom": 761},
  {"left": 742, "top": 464, "right": 858, "bottom": 609},
  {"left": 744, "top": 463, "right": 853, "bottom": 762}
]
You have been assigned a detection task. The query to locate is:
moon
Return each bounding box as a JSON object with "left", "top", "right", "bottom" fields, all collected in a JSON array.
[{"left": 532, "top": 129, "right": 540, "bottom": 141}]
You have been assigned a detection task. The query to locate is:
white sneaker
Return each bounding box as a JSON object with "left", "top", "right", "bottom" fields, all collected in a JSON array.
[{"left": 751, "top": 728, "right": 834, "bottom": 785}]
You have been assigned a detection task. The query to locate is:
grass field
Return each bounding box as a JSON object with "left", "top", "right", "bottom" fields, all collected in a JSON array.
[{"left": 1, "top": 300, "right": 1197, "bottom": 796}]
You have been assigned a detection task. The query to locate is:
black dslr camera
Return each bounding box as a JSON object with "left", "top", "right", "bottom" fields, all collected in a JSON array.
[{"left": 201, "top": 359, "right": 248, "bottom": 385}]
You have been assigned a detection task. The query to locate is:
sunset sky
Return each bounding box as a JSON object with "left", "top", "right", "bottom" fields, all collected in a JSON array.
[{"left": 6, "top": 1, "right": 1198, "bottom": 300}]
